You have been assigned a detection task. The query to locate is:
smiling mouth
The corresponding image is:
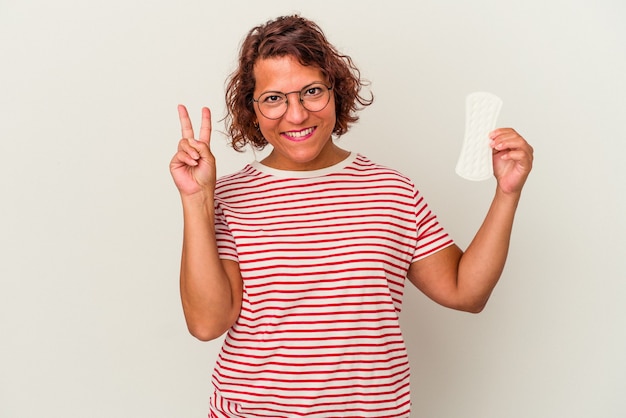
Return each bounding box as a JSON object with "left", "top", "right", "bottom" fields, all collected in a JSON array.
[{"left": 284, "top": 127, "right": 315, "bottom": 140}]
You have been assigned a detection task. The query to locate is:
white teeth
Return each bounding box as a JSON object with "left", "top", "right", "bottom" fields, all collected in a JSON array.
[{"left": 286, "top": 127, "right": 314, "bottom": 138}]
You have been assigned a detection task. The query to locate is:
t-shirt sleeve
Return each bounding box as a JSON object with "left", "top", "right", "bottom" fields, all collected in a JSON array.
[
  {"left": 214, "top": 202, "right": 239, "bottom": 262},
  {"left": 411, "top": 187, "right": 455, "bottom": 262}
]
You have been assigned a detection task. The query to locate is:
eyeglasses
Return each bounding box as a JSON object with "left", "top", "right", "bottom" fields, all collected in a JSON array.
[{"left": 252, "top": 83, "right": 333, "bottom": 120}]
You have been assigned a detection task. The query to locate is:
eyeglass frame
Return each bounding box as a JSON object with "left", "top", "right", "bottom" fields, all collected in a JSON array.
[{"left": 251, "top": 82, "right": 334, "bottom": 120}]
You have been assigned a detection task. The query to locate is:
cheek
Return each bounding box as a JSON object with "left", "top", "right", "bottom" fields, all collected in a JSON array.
[
  {"left": 325, "top": 106, "right": 338, "bottom": 131},
  {"left": 258, "top": 119, "right": 279, "bottom": 146},
  {"left": 328, "top": 98, "right": 338, "bottom": 125},
  {"left": 252, "top": 109, "right": 270, "bottom": 131},
  {"left": 257, "top": 119, "right": 280, "bottom": 141}
]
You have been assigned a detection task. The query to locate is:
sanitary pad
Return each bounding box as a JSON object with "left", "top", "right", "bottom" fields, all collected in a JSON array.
[{"left": 456, "top": 92, "right": 502, "bottom": 181}]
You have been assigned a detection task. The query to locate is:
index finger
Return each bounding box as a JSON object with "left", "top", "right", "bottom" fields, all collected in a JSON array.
[{"left": 178, "top": 104, "right": 194, "bottom": 139}]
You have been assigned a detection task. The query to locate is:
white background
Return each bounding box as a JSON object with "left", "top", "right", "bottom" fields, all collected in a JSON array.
[{"left": 1, "top": 0, "right": 625, "bottom": 417}]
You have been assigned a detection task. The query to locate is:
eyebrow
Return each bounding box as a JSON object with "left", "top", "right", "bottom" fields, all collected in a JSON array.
[{"left": 257, "top": 81, "right": 327, "bottom": 96}]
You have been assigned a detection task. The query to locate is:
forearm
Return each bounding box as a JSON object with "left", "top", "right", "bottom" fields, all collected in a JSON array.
[
  {"left": 408, "top": 128, "right": 532, "bottom": 312},
  {"left": 179, "top": 194, "right": 240, "bottom": 340},
  {"left": 457, "top": 188, "right": 521, "bottom": 311}
]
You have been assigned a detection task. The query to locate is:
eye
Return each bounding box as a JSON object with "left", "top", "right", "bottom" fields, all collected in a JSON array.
[
  {"left": 260, "top": 93, "right": 286, "bottom": 106},
  {"left": 302, "top": 85, "right": 324, "bottom": 98}
]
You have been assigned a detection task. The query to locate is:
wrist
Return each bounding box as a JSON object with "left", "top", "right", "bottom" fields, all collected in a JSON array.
[
  {"left": 493, "top": 187, "right": 521, "bottom": 209},
  {"left": 181, "top": 191, "right": 215, "bottom": 216}
]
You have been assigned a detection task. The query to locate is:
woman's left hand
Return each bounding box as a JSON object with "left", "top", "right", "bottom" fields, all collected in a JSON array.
[{"left": 490, "top": 128, "right": 534, "bottom": 195}]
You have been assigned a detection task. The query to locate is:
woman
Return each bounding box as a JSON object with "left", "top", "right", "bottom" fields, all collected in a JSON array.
[{"left": 170, "top": 15, "right": 533, "bottom": 418}]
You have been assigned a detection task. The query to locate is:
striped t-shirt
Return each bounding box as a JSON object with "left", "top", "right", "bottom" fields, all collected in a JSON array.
[{"left": 210, "top": 153, "right": 453, "bottom": 418}]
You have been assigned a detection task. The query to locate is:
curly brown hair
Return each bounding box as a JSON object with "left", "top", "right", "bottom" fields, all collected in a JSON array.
[{"left": 224, "top": 15, "right": 373, "bottom": 151}]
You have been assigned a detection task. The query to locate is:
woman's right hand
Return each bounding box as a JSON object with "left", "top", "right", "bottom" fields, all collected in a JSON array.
[{"left": 170, "top": 105, "right": 217, "bottom": 197}]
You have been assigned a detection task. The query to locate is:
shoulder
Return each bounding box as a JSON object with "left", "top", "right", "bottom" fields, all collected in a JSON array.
[
  {"left": 216, "top": 163, "right": 272, "bottom": 185},
  {"left": 348, "top": 154, "right": 417, "bottom": 191},
  {"left": 215, "top": 164, "right": 267, "bottom": 198}
]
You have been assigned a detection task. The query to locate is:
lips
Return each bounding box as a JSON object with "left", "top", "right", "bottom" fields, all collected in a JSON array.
[{"left": 283, "top": 127, "right": 315, "bottom": 141}]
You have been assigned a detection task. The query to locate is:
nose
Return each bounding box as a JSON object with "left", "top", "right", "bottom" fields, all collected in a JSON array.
[{"left": 284, "top": 92, "right": 308, "bottom": 124}]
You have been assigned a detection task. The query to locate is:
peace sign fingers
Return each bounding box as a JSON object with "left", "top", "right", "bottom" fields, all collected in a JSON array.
[
  {"left": 178, "top": 104, "right": 212, "bottom": 147},
  {"left": 171, "top": 104, "right": 217, "bottom": 197}
]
